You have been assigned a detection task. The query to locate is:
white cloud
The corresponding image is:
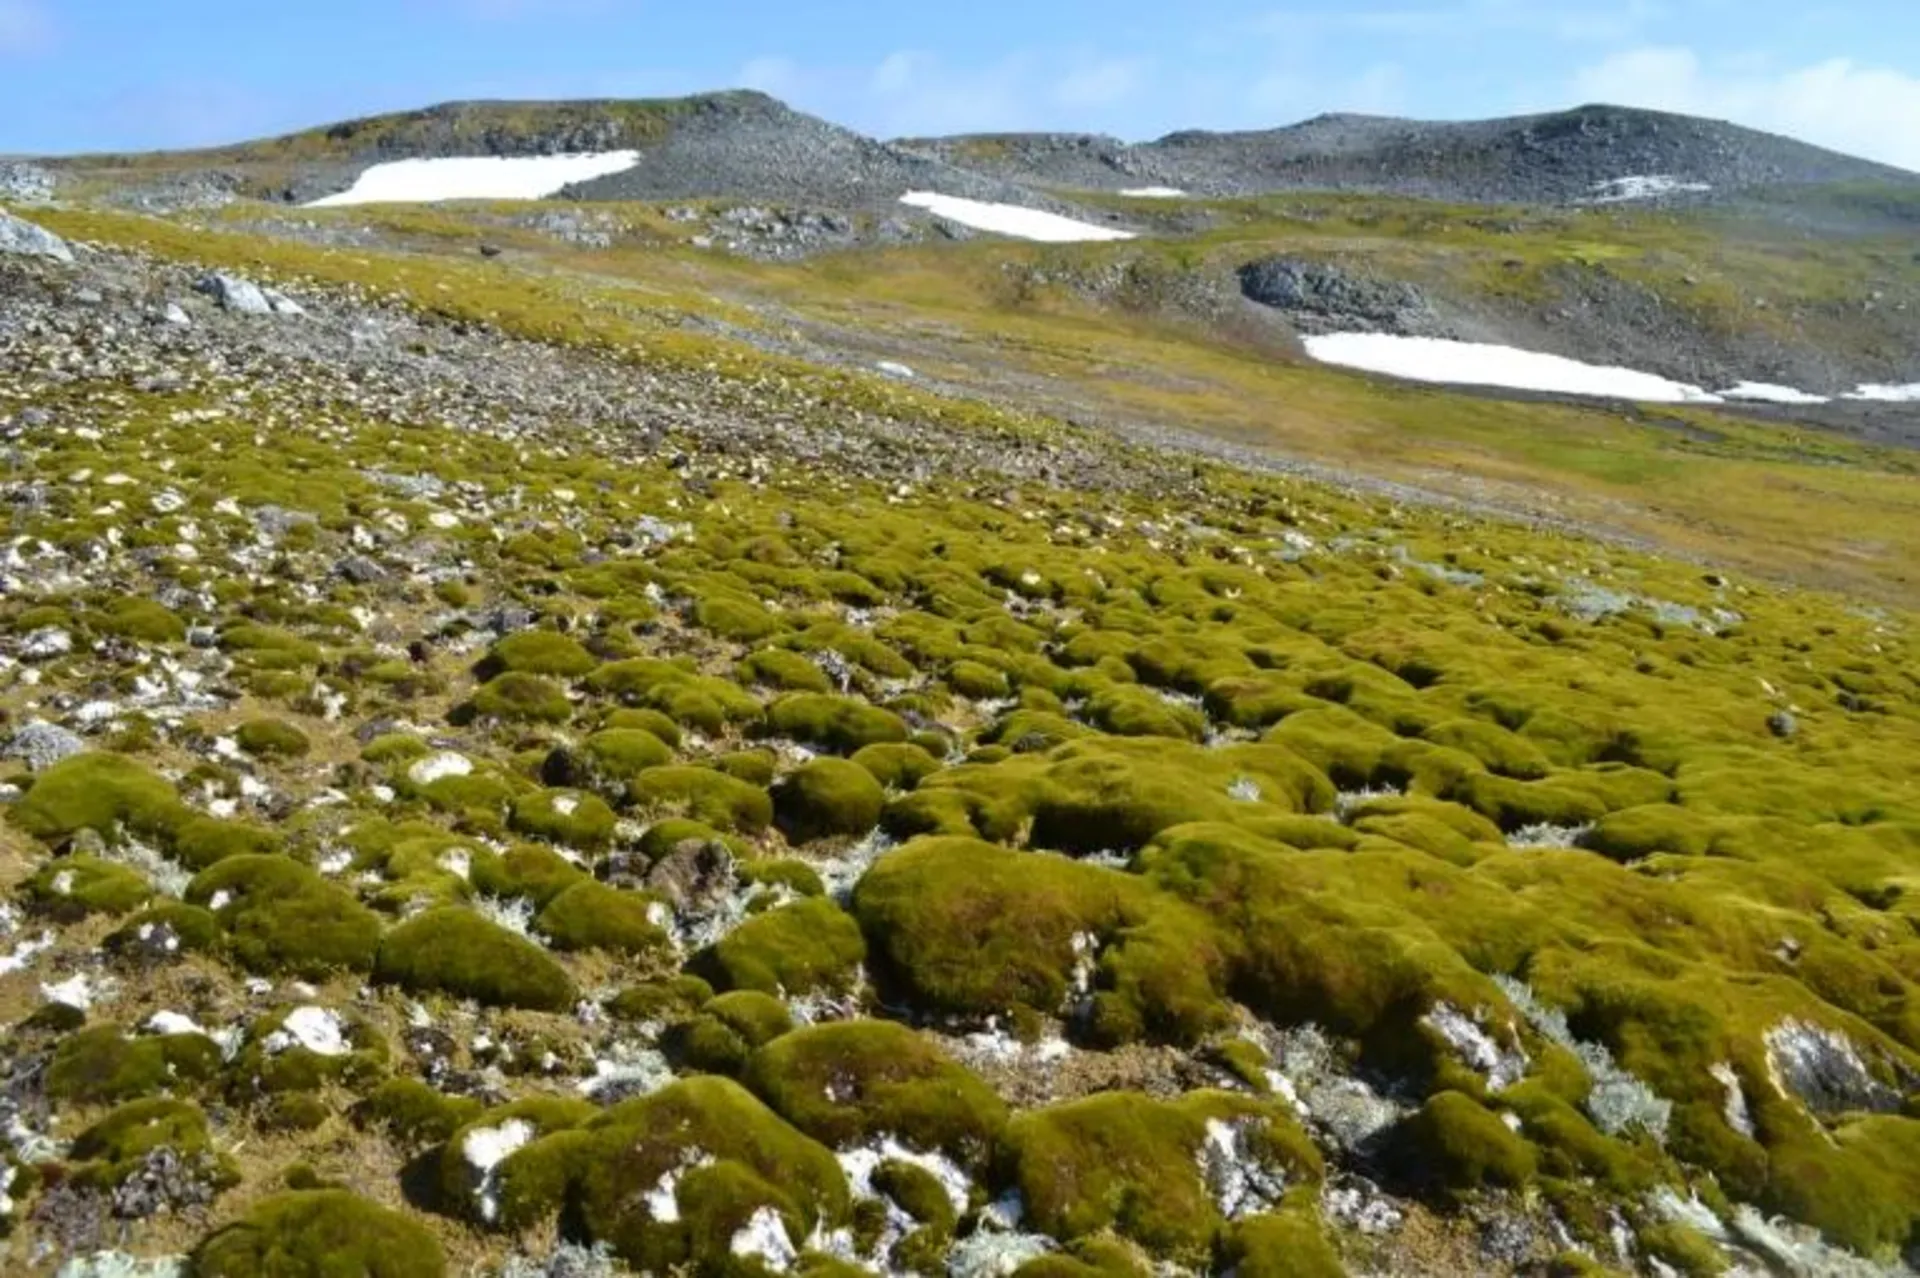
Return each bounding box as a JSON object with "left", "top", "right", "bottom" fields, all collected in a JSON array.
[
  {"left": 1573, "top": 46, "right": 1920, "bottom": 171},
  {"left": 0, "top": 0, "right": 53, "bottom": 55}
]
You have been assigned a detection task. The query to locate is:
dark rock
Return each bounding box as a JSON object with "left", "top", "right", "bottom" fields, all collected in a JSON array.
[{"left": 1238, "top": 257, "right": 1437, "bottom": 335}]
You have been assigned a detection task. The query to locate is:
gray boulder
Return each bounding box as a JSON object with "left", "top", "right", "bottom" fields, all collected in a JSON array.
[
  {"left": 192, "top": 272, "right": 273, "bottom": 315},
  {"left": 0, "top": 210, "right": 75, "bottom": 264},
  {"left": 4, "top": 721, "right": 86, "bottom": 771},
  {"left": 1237, "top": 256, "right": 1436, "bottom": 335}
]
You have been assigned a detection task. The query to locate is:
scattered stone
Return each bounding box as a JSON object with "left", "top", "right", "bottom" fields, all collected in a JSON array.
[
  {"left": 5, "top": 721, "right": 87, "bottom": 771},
  {"left": 192, "top": 273, "right": 274, "bottom": 315}
]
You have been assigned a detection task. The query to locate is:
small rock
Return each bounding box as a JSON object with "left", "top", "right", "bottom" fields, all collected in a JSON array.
[
  {"left": 192, "top": 273, "right": 274, "bottom": 315},
  {"left": 1767, "top": 710, "right": 1797, "bottom": 739}
]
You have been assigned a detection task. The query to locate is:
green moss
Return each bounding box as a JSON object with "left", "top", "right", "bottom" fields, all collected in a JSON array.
[
  {"left": 774, "top": 758, "right": 885, "bottom": 843},
  {"left": 375, "top": 906, "right": 578, "bottom": 1011},
  {"left": 850, "top": 742, "right": 943, "bottom": 791},
  {"left": 706, "top": 897, "right": 866, "bottom": 995},
  {"left": 745, "top": 1019, "right": 1005, "bottom": 1166},
  {"left": 609, "top": 974, "right": 716, "bottom": 1023},
  {"left": 580, "top": 727, "right": 675, "bottom": 780},
  {"left": 631, "top": 765, "right": 773, "bottom": 833},
  {"left": 191, "top": 1190, "right": 446, "bottom": 1278},
  {"left": 706, "top": 990, "right": 796, "bottom": 1046},
  {"left": 170, "top": 815, "right": 285, "bottom": 870},
  {"left": 235, "top": 718, "right": 313, "bottom": 759},
  {"left": 536, "top": 880, "right": 668, "bottom": 954},
  {"left": 468, "top": 841, "right": 586, "bottom": 906},
  {"left": 105, "top": 902, "right": 222, "bottom": 957},
  {"left": 741, "top": 647, "right": 834, "bottom": 693},
  {"left": 1388, "top": 1091, "right": 1537, "bottom": 1193},
  {"left": 353, "top": 1078, "right": 486, "bottom": 1148},
  {"left": 578, "top": 1076, "right": 848, "bottom": 1271},
  {"left": 739, "top": 858, "right": 825, "bottom": 898},
  {"left": 947, "top": 660, "right": 1011, "bottom": 699},
  {"left": 25, "top": 855, "right": 152, "bottom": 919},
  {"left": 94, "top": 597, "right": 188, "bottom": 643},
  {"left": 221, "top": 624, "right": 322, "bottom": 665},
  {"left": 766, "top": 693, "right": 909, "bottom": 754},
  {"left": 8, "top": 751, "right": 186, "bottom": 845},
  {"left": 696, "top": 592, "right": 784, "bottom": 642},
  {"left": 854, "top": 836, "right": 1231, "bottom": 1046},
  {"left": 438, "top": 1099, "right": 597, "bottom": 1228},
  {"left": 72, "top": 1097, "right": 237, "bottom": 1192},
  {"left": 362, "top": 733, "right": 430, "bottom": 765},
  {"left": 187, "top": 855, "right": 382, "bottom": 977},
  {"left": 603, "top": 706, "right": 685, "bottom": 747},
  {"left": 1218, "top": 1197, "right": 1347, "bottom": 1278},
  {"left": 472, "top": 671, "right": 573, "bottom": 723},
  {"left": 259, "top": 1092, "right": 332, "bottom": 1133},
  {"left": 47, "top": 1026, "right": 222, "bottom": 1104},
  {"left": 228, "top": 1006, "right": 389, "bottom": 1098},
  {"left": 509, "top": 788, "right": 617, "bottom": 850},
  {"left": 665, "top": 1014, "right": 754, "bottom": 1075},
  {"left": 487, "top": 629, "right": 597, "bottom": 677},
  {"left": 1636, "top": 1222, "right": 1727, "bottom": 1277},
  {"left": 1004, "top": 1091, "right": 1317, "bottom": 1260},
  {"left": 1582, "top": 804, "right": 1717, "bottom": 861},
  {"left": 1422, "top": 718, "right": 1552, "bottom": 780}
]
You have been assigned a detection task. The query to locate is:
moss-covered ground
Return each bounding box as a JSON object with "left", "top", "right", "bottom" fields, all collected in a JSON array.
[{"left": 0, "top": 186, "right": 1917, "bottom": 1276}]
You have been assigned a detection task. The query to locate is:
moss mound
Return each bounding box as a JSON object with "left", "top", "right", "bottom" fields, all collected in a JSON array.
[
  {"left": 9, "top": 751, "right": 185, "bottom": 845},
  {"left": 234, "top": 718, "right": 313, "bottom": 759},
  {"left": 536, "top": 880, "right": 669, "bottom": 955},
  {"left": 854, "top": 836, "right": 1231, "bottom": 1046},
  {"left": 773, "top": 757, "right": 885, "bottom": 843},
  {"left": 707, "top": 897, "right": 867, "bottom": 996},
  {"left": 186, "top": 855, "right": 381, "bottom": 977},
  {"left": 25, "top": 855, "right": 152, "bottom": 919},
  {"left": 766, "top": 693, "right": 909, "bottom": 754},
  {"left": 1004, "top": 1091, "right": 1318, "bottom": 1260},
  {"left": 191, "top": 1190, "right": 446, "bottom": 1277},
  {"left": 1388, "top": 1091, "right": 1537, "bottom": 1193},
  {"left": 630, "top": 765, "right": 773, "bottom": 833},
  {"left": 579, "top": 1076, "right": 848, "bottom": 1271},
  {"left": 375, "top": 907, "right": 578, "bottom": 1011},
  {"left": 745, "top": 1019, "right": 1006, "bottom": 1166},
  {"left": 487, "top": 629, "right": 597, "bottom": 677}
]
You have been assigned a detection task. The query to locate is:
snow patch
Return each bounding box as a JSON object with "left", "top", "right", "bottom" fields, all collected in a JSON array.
[
  {"left": 729, "top": 1206, "right": 798, "bottom": 1272},
  {"left": 1587, "top": 175, "right": 1712, "bottom": 202},
  {"left": 1303, "top": 332, "right": 1725, "bottom": 404},
  {"left": 308, "top": 152, "right": 641, "bottom": 207},
  {"left": 900, "top": 192, "right": 1134, "bottom": 243},
  {"left": 1119, "top": 186, "right": 1187, "bottom": 198},
  {"left": 1200, "top": 1117, "right": 1290, "bottom": 1219},
  {"left": 1720, "top": 381, "right": 1829, "bottom": 405},
  {"left": 263, "top": 1006, "right": 351, "bottom": 1057},
  {"left": 408, "top": 751, "right": 473, "bottom": 786},
  {"left": 462, "top": 1118, "right": 537, "bottom": 1224},
  {"left": 1843, "top": 382, "right": 1920, "bottom": 402},
  {"left": 41, "top": 973, "right": 94, "bottom": 1010}
]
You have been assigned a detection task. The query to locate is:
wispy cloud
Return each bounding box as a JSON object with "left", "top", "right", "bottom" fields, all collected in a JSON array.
[
  {"left": 1572, "top": 46, "right": 1920, "bottom": 170},
  {"left": 0, "top": 0, "right": 54, "bottom": 56}
]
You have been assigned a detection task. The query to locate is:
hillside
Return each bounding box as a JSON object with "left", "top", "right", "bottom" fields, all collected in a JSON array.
[
  {"left": 902, "top": 103, "right": 1920, "bottom": 203},
  {"left": 1, "top": 91, "right": 1919, "bottom": 1278}
]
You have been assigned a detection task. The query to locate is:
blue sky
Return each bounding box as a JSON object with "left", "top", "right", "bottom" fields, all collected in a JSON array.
[{"left": 3, "top": 0, "right": 1918, "bottom": 168}]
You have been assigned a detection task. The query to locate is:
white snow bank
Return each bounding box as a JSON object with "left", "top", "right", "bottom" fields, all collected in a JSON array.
[
  {"left": 1302, "top": 332, "right": 1725, "bottom": 404},
  {"left": 1588, "top": 175, "right": 1712, "bottom": 203},
  {"left": 900, "top": 191, "right": 1134, "bottom": 243},
  {"left": 1722, "top": 381, "right": 1830, "bottom": 405},
  {"left": 1119, "top": 186, "right": 1187, "bottom": 198},
  {"left": 308, "top": 151, "right": 640, "bottom": 207},
  {"left": 1844, "top": 383, "right": 1920, "bottom": 402}
]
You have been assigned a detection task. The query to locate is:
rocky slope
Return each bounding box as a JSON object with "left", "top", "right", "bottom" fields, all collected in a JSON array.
[{"left": 901, "top": 104, "right": 1918, "bottom": 203}]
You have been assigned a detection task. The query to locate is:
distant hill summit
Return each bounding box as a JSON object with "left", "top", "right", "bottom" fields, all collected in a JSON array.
[
  {"left": 900, "top": 103, "right": 1917, "bottom": 203},
  {"left": 34, "top": 93, "right": 1917, "bottom": 211}
]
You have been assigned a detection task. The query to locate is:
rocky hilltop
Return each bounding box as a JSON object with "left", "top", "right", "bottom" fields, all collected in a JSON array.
[{"left": 902, "top": 103, "right": 1918, "bottom": 202}]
